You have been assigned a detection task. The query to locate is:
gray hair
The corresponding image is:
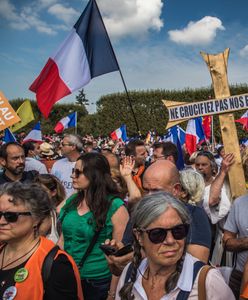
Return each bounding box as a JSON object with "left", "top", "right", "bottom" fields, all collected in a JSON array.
[
  {"left": 179, "top": 169, "right": 205, "bottom": 204},
  {"left": 64, "top": 134, "right": 83, "bottom": 152},
  {"left": 119, "top": 192, "right": 190, "bottom": 300},
  {"left": 0, "top": 182, "right": 53, "bottom": 223},
  {"left": 132, "top": 191, "right": 191, "bottom": 230}
]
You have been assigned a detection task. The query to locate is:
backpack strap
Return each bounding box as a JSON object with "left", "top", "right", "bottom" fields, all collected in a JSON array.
[
  {"left": 41, "top": 245, "right": 60, "bottom": 289},
  {"left": 124, "top": 262, "right": 134, "bottom": 284},
  {"left": 198, "top": 265, "right": 213, "bottom": 300},
  {"left": 176, "top": 260, "right": 205, "bottom": 300}
]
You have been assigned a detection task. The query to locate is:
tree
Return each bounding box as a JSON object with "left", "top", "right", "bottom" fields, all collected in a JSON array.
[{"left": 75, "top": 89, "right": 89, "bottom": 107}]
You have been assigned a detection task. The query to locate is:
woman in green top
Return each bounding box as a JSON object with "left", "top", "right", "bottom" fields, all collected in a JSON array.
[{"left": 58, "top": 152, "right": 129, "bottom": 300}]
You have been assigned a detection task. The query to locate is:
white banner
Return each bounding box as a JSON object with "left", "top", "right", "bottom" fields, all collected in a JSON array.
[{"left": 166, "top": 93, "right": 248, "bottom": 122}]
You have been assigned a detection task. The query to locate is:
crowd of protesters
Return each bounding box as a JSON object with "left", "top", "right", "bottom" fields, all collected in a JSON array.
[{"left": 0, "top": 131, "right": 247, "bottom": 299}]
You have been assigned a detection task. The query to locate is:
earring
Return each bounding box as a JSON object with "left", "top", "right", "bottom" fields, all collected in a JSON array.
[{"left": 33, "top": 225, "right": 39, "bottom": 238}]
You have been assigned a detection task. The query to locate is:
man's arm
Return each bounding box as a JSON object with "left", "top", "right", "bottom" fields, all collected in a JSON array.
[
  {"left": 223, "top": 230, "right": 248, "bottom": 252},
  {"left": 187, "top": 244, "right": 210, "bottom": 263}
]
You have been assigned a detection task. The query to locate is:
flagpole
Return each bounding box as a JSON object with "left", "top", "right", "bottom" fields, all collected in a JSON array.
[
  {"left": 75, "top": 111, "right": 78, "bottom": 135},
  {"left": 94, "top": 0, "right": 140, "bottom": 135}
]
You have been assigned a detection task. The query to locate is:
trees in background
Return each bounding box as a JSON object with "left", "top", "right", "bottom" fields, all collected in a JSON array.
[{"left": 9, "top": 83, "right": 248, "bottom": 140}]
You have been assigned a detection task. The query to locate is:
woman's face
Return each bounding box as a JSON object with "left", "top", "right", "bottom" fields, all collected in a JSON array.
[
  {"left": 71, "top": 160, "right": 90, "bottom": 191},
  {"left": 0, "top": 193, "right": 37, "bottom": 243},
  {"left": 138, "top": 206, "right": 186, "bottom": 269}
]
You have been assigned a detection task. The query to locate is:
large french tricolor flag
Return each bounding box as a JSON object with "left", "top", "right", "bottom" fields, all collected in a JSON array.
[
  {"left": 54, "top": 112, "right": 76, "bottom": 133},
  {"left": 29, "top": 0, "right": 119, "bottom": 118},
  {"left": 185, "top": 118, "right": 205, "bottom": 155},
  {"left": 110, "top": 125, "right": 127, "bottom": 142},
  {"left": 23, "top": 121, "right": 43, "bottom": 144},
  {"left": 235, "top": 110, "right": 248, "bottom": 131}
]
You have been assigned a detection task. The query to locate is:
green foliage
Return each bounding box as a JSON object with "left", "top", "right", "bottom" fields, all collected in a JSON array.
[
  {"left": 9, "top": 98, "right": 88, "bottom": 135},
  {"left": 9, "top": 83, "right": 248, "bottom": 140},
  {"left": 75, "top": 88, "right": 89, "bottom": 106}
]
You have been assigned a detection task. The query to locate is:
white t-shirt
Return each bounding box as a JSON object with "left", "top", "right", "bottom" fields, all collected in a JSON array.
[
  {"left": 25, "top": 157, "right": 48, "bottom": 174},
  {"left": 51, "top": 157, "right": 76, "bottom": 197}
]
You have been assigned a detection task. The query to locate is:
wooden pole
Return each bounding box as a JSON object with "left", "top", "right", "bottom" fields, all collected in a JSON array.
[{"left": 200, "top": 48, "right": 246, "bottom": 199}]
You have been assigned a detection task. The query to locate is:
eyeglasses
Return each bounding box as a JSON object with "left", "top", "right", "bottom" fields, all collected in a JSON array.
[
  {"left": 139, "top": 224, "right": 189, "bottom": 244},
  {"left": 0, "top": 211, "right": 32, "bottom": 223},
  {"left": 61, "top": 143, "right": 73, "bottom": 147},
  {"left": 72, "top": 168, "right": 84, "bottom": 178}
]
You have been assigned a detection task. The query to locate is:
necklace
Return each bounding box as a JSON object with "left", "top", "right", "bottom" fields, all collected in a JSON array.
[{"left": 0, "top": 239, "right": 40, "bottom": 270}]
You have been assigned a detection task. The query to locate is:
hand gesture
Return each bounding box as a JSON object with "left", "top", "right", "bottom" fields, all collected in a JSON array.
[
  {"left": 220, "top": 153, "right": 235, "bottom": 174},
  {"left": 120, "top": 156, "right": 135, "bottom": 178}
]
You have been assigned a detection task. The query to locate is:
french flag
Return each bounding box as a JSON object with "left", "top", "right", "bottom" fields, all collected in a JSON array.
[
  {"left": 3, "top": 128, "right": 16, "bottom": 143},
  {"left": 110, "top": 125, "right": 127, "bottom": 142},
  {"left": 54, "top": 112, "right": 76, "bottom": 133},
  {"left": 185, "top": 118, "right": 205, "bottom": 155},
  {"left": 23, "top": 122, "right": 43, "bottom": 144},
  {"left": 29, "top": 0, "right": 119, "bottom": 118},
  {"left": 235, "top": 110, "right": 248, "bottom": 131}
]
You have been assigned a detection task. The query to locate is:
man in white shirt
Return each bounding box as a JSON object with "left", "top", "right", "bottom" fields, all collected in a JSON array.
[
  {"left": 23, "top": 141, "right": 48, "bottom": 174},
  {"left": 51, "top": 134, "right": 83, "bottom": 197}
]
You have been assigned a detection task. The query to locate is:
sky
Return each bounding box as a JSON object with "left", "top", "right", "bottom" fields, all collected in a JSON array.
[{"left": 1, "top": 0, "right": 248, "bottom": 114}]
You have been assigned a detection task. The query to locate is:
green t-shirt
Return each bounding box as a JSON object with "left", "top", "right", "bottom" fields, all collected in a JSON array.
[{"left": 60, "top": 193, "right": 124, "bottom": 279}]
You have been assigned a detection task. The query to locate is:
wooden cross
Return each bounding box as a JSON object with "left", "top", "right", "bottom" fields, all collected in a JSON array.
[{"left": 163, "top": 48, "right": 246, "bottom": 199}]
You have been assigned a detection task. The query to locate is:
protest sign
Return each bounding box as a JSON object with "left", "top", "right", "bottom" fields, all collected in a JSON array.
[{"left": 0, "top": 91, "right": 20, "bottom": 131}]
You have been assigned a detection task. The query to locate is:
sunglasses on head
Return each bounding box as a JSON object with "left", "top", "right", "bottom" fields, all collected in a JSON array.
[
  {"left": 0, "top": 211, "right": 32, "bottom": 223},
  {"left": 139, "top": 223, "right": 189, "bottom": 244},
  {"left": 72, "top": 168, "right": 84, "bottom": 178}
]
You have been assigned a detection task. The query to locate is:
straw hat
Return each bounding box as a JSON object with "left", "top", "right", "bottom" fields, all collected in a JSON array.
[{"left": 40, "top": 142, "right": 54, "bottom": 156}]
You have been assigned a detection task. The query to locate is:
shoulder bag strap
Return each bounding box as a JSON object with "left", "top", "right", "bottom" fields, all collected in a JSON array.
[
  {"left": 198, "top": 265, "right": 214, "bottom": 300},
  {"left": 42, "top": 245, "right": 60, "bottom": 288},
  {"left": 78, "top": 227, "right": 103, "bottom": 268},
  {"left": 78, "top": 195, "right": 116, "bottom": 269}
]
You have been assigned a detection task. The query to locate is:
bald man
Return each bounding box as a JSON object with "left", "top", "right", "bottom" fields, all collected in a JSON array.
[
  {"left": 142, "top": 160, "right": 211, "bottom": 263},
  {"left": 121, "top": 160, "right": 211, "bottom": 263}
]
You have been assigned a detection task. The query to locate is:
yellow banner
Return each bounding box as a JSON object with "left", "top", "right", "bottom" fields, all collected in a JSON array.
[
  {"left": 11, "top": 99, "right": 35, "bottom": 132},
  {"left": 0, "top": 91, "right": 21, "bottom": 131}
]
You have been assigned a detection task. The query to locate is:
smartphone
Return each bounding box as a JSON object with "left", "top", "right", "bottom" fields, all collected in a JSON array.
[
  {"left": 99, "top": 244, "right": 133, "bottom": 257},
  {"left": 99, "top": 244, "right": 117, "bottom": 256},
  {"left": 113, "top": 244, "right": 133, "bottom": 257}
]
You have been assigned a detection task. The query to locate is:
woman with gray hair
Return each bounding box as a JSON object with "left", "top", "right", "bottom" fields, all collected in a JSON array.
[
  {"left": 179, "top": 169, "right": 205, "bottom": 205},
  {"left": 115, "top": 192, "right": 234, "bottom": 300},
  {"left": 0, "top": 182, "right": 83, "bottom": 300}
]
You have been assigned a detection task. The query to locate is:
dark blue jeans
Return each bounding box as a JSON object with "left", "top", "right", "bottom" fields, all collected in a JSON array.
[{"left": 81, "top": 277, "right": 111, "bottom": 300}]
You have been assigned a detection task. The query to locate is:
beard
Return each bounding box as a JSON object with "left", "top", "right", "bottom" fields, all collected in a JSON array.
[{"left": 7, "top": 165, "right": 25, "bottom": 175}]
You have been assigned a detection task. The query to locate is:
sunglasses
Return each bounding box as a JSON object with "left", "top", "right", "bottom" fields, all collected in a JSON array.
[
  {"left": 72, "top": 168, "right": 84, "bottom": 178},
  {"left": 139, "top": 223, "right": 189, "bottom": 244},
  {"left": 0, "top": 211, "right": 32, "bottom": 223}
]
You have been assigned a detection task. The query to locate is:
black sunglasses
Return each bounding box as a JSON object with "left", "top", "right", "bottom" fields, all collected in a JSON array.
[
  {"left": 139, "top": 223, "right": 189, "bottom": 244},
  {"left": 72, "top": 168, "right": 84, "bottom": 178},
  {"left": 0, "top": 211, "right": 32, "bottom": 223}
]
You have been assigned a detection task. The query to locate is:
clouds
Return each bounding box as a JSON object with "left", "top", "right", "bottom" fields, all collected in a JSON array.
[
  {"left": 48, "top": 4, "right": 79, "bottom": 25},
  {"left": 168, "top": 16, "right": 225, "bottom": 46},
  {"left": 0, "top": 0, "right": 56, "bottom": 34},
  {"left": 99, "top": 0, "right": 163, "bottom": 39},
  {"left": 0, "top": 0, "right": 164, "bottom": 39},
  {"left": 240, "top": 45, "right": 248, "bottom": 58}
]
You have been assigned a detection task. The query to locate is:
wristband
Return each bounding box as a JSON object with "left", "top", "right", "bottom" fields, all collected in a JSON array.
[{"left": 108, "top": 290, "right": 116, "bottom": 299}]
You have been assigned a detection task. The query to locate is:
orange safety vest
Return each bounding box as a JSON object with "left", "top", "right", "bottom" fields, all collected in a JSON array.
[
  {"left": 14, "top": 236, "right": 83, "bottom": 300},
  {"left": 241, "top": 283, "right": 248, "bottom": 299}
]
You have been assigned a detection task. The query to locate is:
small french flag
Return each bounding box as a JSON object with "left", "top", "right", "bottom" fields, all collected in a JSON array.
[
  {"left": 54, "top": 112, "right": 76, "bottom": 133},
  {"left": 23, "top": 121, "right": 43, "bottom": 143},
  {"left": 185, "top": 118, "right": 205, "bottom": 155},
  {"left": 110, "top": 125, "right": 127, "bottom": 142},
  {"left": 235, "top": 110, "right": 248, "bottom": 131}
]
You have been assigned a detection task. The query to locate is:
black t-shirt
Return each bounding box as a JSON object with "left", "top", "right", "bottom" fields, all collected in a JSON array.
[
  {"left": 0, "top": 170, "right": 38, "bottom": 185},
  {"left": 0, "top": 254, "right": 78, "bottom": 300}
]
